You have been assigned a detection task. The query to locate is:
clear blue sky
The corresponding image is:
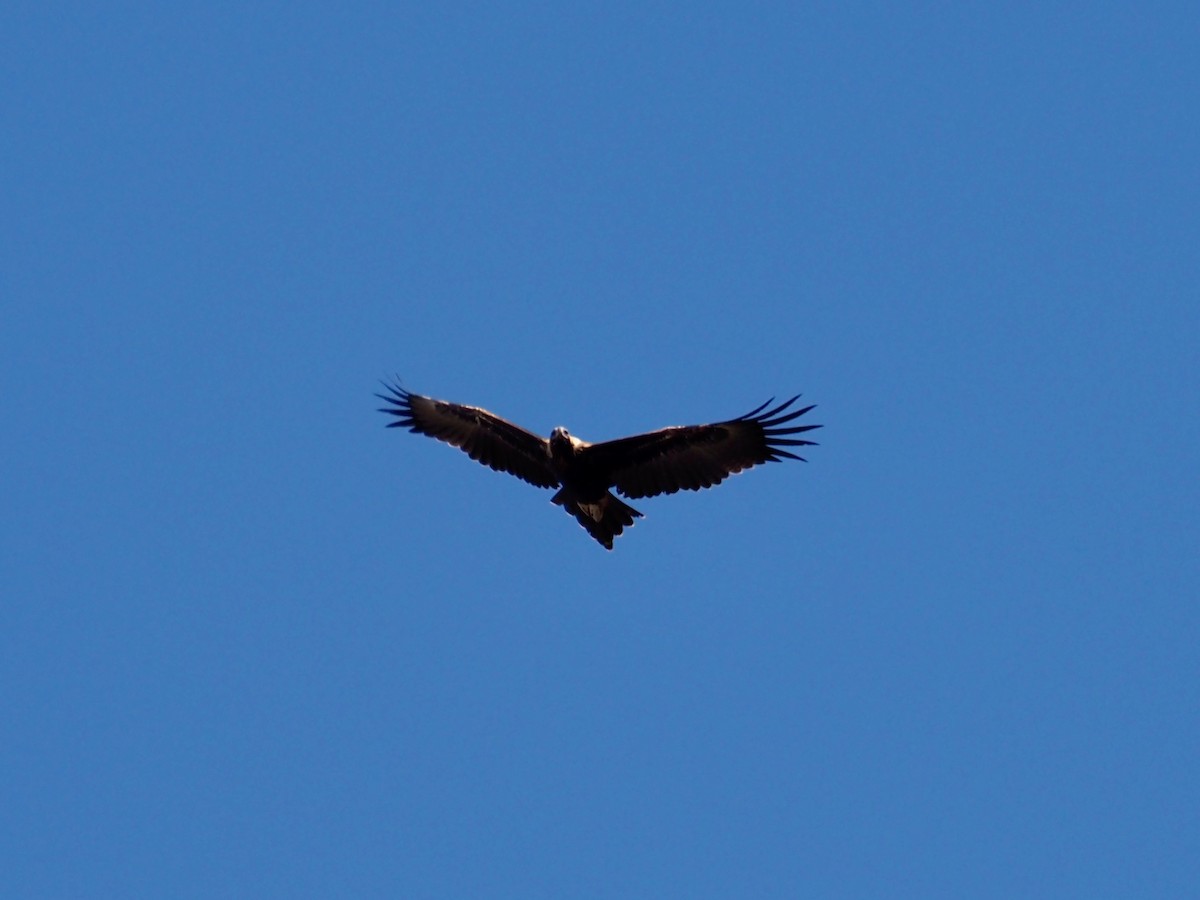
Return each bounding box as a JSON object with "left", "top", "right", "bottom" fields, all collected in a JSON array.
[{"left": 3, "top": 2, "right": 1197, "bottom": 897}]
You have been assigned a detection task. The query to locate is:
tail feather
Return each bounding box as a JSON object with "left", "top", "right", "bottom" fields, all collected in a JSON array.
[{"left": 552, "top": 489, "right": 642, "bottom": 550}]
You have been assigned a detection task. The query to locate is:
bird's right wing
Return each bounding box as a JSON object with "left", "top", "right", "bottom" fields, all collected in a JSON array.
[
  {"left": 377, "top": 382, "right": 559, "bottom": 489},
  {"left": 581, "top": 396, "right": 820, "bottom": 499}
]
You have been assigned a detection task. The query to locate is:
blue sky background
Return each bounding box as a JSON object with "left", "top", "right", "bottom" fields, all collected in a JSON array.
[{"left": 3, "top": 2, "right": 1197, "bottom": 897}]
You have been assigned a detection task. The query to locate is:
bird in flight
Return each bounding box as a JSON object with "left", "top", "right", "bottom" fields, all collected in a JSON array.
[{"left": 376, "top": 382, "right": 821, "bottom": 549}]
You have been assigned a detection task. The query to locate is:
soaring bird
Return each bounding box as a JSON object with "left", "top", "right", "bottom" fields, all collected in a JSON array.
[{"left": 376, "top": 382, "right": 821, "bottom": 549}]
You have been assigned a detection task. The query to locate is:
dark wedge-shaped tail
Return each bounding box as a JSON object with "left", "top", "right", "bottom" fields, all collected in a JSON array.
[{"left": 551, "top": 489, "right": 643, "bottom": 550}]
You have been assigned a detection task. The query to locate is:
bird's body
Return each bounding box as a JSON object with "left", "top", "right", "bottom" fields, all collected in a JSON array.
[
  {"left": 544, "top": 426, "right": 644, "bottom": 547},
  {"left": 376, "top": 383, "right": 821, "bottom": 549}
]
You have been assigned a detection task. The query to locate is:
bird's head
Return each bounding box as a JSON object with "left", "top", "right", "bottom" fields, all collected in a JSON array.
[{"left": 549, "top": 426, "right": 574, "bottom": 461}]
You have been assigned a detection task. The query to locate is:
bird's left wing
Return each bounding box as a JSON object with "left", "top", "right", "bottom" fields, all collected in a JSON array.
[
  {"left": 581, "top": 396, "right": 821, "bottom": 499},
  {"left": 377, "top": 382, "right": 560, "bottom": 488}
]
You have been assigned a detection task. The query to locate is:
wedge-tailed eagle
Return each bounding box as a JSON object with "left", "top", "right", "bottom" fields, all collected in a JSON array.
[{"left": 376, "top": 382, "right": 821, "bottom": 549}]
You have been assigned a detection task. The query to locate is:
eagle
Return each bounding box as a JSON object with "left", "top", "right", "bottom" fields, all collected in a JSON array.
[{"left": 376, "top": 382, "right": 821, "bottom": 549}]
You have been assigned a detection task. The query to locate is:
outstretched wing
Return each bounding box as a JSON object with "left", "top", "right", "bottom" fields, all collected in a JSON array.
[
  {"left": 377, "top": 381, "right": 559, "bottom": 489},
  {"left": 581, "top": 396, "right": 821, "bottom": 499}
]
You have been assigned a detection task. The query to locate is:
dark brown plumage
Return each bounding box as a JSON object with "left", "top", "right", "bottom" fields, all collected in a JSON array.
[{"left": 376, "top": 382, "right": 821, "bottom": 549}]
